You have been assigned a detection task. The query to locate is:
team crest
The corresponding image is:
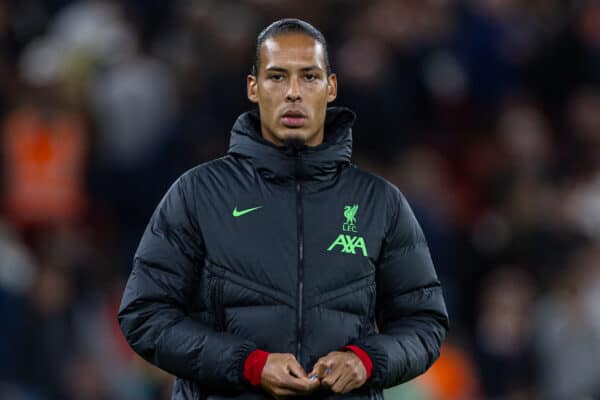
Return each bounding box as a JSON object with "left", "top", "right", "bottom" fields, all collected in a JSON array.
[{"left": 343, "top": 204, "right": 359, "bottom": 232}]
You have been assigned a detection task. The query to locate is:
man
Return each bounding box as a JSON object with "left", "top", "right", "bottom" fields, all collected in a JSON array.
[{"left": 118, "top": 18, "right": 448, "bottom": 400}]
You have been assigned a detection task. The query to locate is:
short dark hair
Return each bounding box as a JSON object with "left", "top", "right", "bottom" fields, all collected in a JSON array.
[{"left": 251, "top": 18, "right": 331, "bottom": 76}]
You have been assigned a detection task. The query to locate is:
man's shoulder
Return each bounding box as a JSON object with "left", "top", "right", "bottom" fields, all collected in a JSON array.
[
  {"left": 347, "top": 164, "right": 402, "bottom": 198},
  {"left": 178, "top": 155, "right": 239, "bottom": 182}
]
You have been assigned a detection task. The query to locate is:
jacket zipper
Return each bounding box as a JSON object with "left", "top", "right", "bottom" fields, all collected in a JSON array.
[
  {"left": 295, "top": 179, "right": 304, "bottom": 362},
  {"left": 210, "top": 272, "right": 225, "bottom": 332}
]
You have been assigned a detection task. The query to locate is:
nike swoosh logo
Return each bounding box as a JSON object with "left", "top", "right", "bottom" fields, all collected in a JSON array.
[{"left": 232, "top": 206, "right": 263, "bottom": 217}]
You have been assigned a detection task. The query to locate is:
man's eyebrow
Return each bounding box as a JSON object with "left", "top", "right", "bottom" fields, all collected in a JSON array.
[
  {"left": 265, "top": 65, "right": 323, "bottom": 72},
  {"left": 265, "top": 67, "right": 288, "bottom": 72},
  {"left": 299, "top": 65, "right": 323, "bottom": 71}
]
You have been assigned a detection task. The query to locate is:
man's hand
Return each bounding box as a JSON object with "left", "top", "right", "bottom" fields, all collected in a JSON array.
[
  {"left": 260, "top": 353, "right": 319, "bottom": 398},
  {"left": 309, "top": 351, "right": 367, "bottom": 394}
]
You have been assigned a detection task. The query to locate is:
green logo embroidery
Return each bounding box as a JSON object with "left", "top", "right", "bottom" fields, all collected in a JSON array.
[
  {"left": 343, "top": 204, "right": 359, "bottom": 232},
  {"left": 327, "top": 204, "right": 368, "bottom": 257},
  {"left": 327, "top": 234, "right": 368, "bottom": 257},
  {"left": 232, "top": 206, "right": 263, "bottom": 217}
]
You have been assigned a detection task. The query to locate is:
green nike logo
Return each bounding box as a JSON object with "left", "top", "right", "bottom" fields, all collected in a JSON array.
[{"left": 232, "top": 206, "right": 263, "bottom": 217}]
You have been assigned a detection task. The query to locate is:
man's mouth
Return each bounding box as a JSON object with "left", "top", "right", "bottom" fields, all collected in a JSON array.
[{"left": 281, "top": 110, "right": 307, "bottom": 128}]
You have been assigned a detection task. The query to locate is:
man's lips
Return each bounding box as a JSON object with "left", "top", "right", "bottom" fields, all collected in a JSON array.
[
  {"left": 281, "top": 116, "right": 306, "bottom": 127},
  {"left": 281, "top": 111, "right": 307, "bottom": 128}
]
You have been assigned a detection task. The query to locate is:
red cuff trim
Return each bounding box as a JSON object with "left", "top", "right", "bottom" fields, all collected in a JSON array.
[
  {"left": 243, "top": 350, "right": 269, "bottom": 386},
  {"left": 343, "top": 345, "right": 373, "bottom": 379}
]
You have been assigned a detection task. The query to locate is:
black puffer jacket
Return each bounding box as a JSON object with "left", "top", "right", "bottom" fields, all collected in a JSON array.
[{"left": 118, "top": 107, "right": 449, "bottom": 400}]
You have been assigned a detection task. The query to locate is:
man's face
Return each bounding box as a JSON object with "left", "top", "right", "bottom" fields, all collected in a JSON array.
[{"left": 247, "top": 33, "right": 337, "bottom": 147}]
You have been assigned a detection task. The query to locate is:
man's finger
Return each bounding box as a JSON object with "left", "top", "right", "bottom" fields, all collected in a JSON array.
[
  {"left": 331, "top": 368, "right": 354, "bottom": 393},
  {"left": 321, "top": 365, "right": 344, "bottom": 389},
  {"left": 287, "top": 359, "right": 308, "bottom": 379},
  {"left": 308, "top": 360, "right": 323, "bottom": 378},
  {"left": 340, "top": 378, "right": 360, "bottom": 394},
  {"left": 276, "top": 363, "right": 315, "bottom": 393},
  {"left": 288, "top": 358, "right": 320, "bottom": 391},
  {"left": 309, "top": 359, "right": 332, "bottom": 379},
  {"left": 281, "top": 371, "right": 320, "bottom": 393},
  {"left": 306, "top": 376, "right": 321, "bottom": 392},
  {"left": 276, "top": 375, "right": 311, "bottom": 392}
]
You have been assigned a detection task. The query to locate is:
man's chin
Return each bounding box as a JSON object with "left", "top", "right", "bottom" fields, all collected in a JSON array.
[
  {"left": 282, "top": 137, "right": 306, "bottom": 151},
  {"left": 276, "top": 130, "right": 307, "bottom": 144},
  {"left": 271, "top": 127, "right": 321, "bottom": 147}
]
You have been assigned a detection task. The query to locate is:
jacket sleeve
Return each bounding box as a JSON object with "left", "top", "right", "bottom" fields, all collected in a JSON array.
[
  {"left": 117, "top": 173, "right": 257, "bottom": 388},
  {"left": 351, "top": 187, "right": 449, "bottom": 388}
]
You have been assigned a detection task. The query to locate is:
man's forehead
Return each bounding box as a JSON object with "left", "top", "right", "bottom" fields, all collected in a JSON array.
[{"left": 260, "top": 34, "right": 326, "bottom": 70}]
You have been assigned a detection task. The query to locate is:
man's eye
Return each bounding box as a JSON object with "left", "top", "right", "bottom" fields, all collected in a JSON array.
[
  {"left": 270, "top": 75, "right": 284, "bottom": 81},
  {"left": 305, "top": 74, "right": 317, "bottom": 81}
]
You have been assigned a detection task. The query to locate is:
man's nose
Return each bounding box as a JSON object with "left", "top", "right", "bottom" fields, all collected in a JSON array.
[{"left": 286, "top": 77, "right": 302, "bottom": 102}]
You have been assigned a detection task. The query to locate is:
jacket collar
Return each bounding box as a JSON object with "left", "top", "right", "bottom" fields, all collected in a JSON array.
[{"left": 228, "top": 106, "right": 356, "bottom": 182}]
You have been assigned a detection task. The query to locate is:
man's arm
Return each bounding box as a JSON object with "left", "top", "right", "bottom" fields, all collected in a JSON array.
[
  {"left": 117, "top": 173, "right": 257, "bottom": 388},
  {"left": 349, "top": 187, "right": 449, "bottom": 388}
]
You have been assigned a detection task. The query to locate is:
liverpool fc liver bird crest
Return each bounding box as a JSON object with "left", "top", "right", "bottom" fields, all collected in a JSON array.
[{"left": 343, "top": 204, "right": 359, "bottom": 232}]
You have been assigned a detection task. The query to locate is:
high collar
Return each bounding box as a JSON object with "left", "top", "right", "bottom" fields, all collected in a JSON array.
[{"left": 228, "top": 106, "right": 356, "bottom": 182}]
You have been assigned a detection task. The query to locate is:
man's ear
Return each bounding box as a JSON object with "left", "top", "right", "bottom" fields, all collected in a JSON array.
[
  {"left": 247, "top": 74, "right": 258, "bottom": 103},
  {"left": 327, "top": 73, "right": 337, "bottom": 103}
]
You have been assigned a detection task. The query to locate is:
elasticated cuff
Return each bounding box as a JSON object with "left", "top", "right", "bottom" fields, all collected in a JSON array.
[
  {"left": 343, "top": 345, "right": 373, "bottom": 379},
  {"left": 243, "top": 349, "right": 269, "bottom": 386}
]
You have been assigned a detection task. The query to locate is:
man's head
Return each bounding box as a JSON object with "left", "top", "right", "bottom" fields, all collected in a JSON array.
[{"left": 247, "top": 18, "right": 337, "bottom": 147}]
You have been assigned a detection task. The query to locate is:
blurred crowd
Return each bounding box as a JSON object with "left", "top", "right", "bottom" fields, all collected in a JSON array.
[{"left": 2, "top": 0, "right": 600, "bottom": 399}]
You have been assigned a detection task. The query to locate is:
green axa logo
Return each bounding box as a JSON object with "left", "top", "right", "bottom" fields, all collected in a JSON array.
[
  {"left": 327, "top": 204, "right": 368, "bottom": 257},
  {"left": 327, "top": 234, "right": 368, "bottom": 257}
]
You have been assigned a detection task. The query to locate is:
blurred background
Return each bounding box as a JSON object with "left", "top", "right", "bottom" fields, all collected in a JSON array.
[{"left": 2, "top": 0, "right": 600, "bottom": 399}]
